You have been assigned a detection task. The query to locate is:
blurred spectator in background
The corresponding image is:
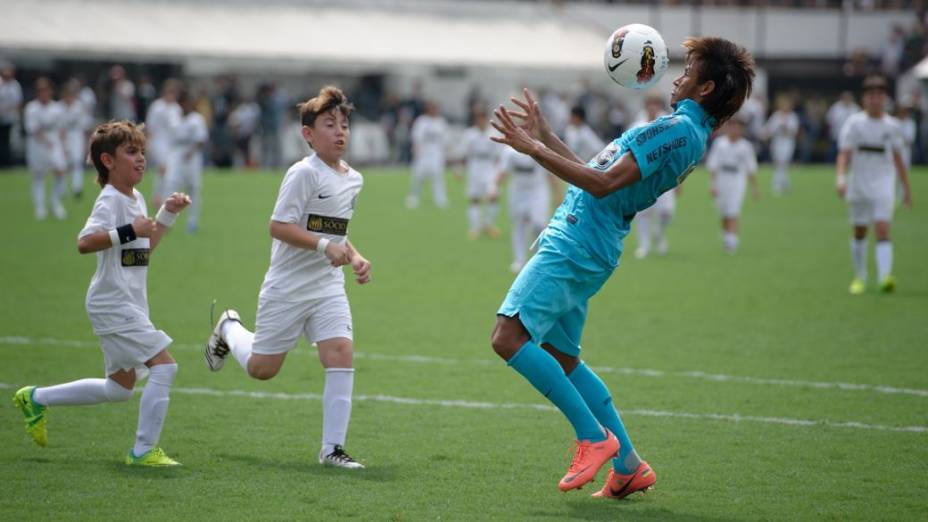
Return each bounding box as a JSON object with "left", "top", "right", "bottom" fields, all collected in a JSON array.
[
  {"left": 738, "top": 93, "right": 767, "bottom": 148},
  {"left": 146, "top": 79, "right": 181, "bottom": 207},
  {"left": 210, "top": 75, "right": 239, "bottom": 167},
  {"left": 540, "top": 89, "right": 569, "bottom": 138},
  {"left": 229, "top": 97, "right": 260, "bottom": 168},
  {"left": 60, "top": 79, "right": 91, "bottom": 199},
  {"left": 380, "top": 93, "right": 401, "bottom": 163},
  {"left": 257, "top": 82, "right": 285, "bottom": 169},
  {"left": 827, "top": 91, "right": 860, "bottom": 161},
  {"left": 765, "top": 95, "right": 800, "bottom": 195},
  {"left": 107, "top": 65, "right": 137, "bottom": 122},
  {"left": 881, "top": 25, "right": 906, "bottom": 77},
  {"left": 137, "top": 74, "right": 157, "bottom": 122},
  {"left": 76, "top": 76, "right": 97, "bottom": 122},
  {"left": 0, "top": 61, "right": 23, "bottom": 167}
]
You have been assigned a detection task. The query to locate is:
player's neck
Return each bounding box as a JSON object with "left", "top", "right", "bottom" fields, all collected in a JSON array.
[
  {"left": 865, "top": 109, "right": 883, "bottom": 119},
  {"left": 317, "top": 152, "right": 346, "bottom": 173},
  {"left": 108, "top": 177, "right": 135, "bottom": 198}
]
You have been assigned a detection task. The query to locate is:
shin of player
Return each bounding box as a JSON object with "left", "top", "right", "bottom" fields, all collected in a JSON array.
[
  {"left": 205, "top": 86, "right": 370, "bottom": 469},
  {"left": 707, "top": 118, "right": 759, "bottom": 253},
  {"left": 163, "top": 88, "right": 208, "bottom": 233},
  {"left": 24, "top": 77, "right": 68, "bottom": 220},
  {"left": 836, "top": 75, "right": 912, "bottom": 294},
  {"left": 490, "top": 38, "right": 754, "bottom": 496},
  {"left": 13, "top": 121, "right": 190, "bottom": 466},
  {"left": 462, "top": 109, "right": 502, "bottom": 239},
  {"left": 406, "top": 101, "right": 448, "bottom": 209}
]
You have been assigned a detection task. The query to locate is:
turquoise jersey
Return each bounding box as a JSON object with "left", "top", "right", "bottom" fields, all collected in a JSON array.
[{"left": 546, "top": 99, "right": 716, "bottom": 267}]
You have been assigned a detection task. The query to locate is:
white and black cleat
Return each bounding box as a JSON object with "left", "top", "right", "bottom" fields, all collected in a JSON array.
[
  {"left": 319, "top": 445, "right": 365, "bottom": 469},
  {"left": 205, "top": 307, "right": 241, "bottom": 372}
]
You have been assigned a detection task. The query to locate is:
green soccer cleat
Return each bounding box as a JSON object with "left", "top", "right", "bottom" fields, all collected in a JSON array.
[
  {"left": 125, "top": 447, "right": 181, "bottom": 467},
  {"left": 848, "top": 278, "right": 865, "bottom": 295},
  {"left": 879, "top": 275, "right": 896, "bottom": 293},
  {"left": 12, "top": 386, "right": 47, "bottom": 447}
]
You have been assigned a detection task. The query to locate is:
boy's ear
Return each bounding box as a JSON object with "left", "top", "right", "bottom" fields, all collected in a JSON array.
[
  {"left": 100, "top": 151, "right": 115, "bottom": 171},
  {"left": 301, "top": 125, "right": 313, "bottom": 146}
]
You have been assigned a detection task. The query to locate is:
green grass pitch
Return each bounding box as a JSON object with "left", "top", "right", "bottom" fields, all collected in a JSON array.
[{"left": 0, "top": 165, "right": 926, "bottom": 521}]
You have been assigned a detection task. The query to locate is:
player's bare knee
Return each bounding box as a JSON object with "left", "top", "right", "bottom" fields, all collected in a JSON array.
[
  {"left": 248, "top": 363, "right": 279, "bottom": 381},
  {"left": 491, "top": 319, "right": 525, "bottom": 361}
]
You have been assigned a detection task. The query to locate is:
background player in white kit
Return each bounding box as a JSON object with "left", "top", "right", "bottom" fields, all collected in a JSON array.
[
  {"left": 406, "top": 101, "right": 448, "bottom": 209},
  {"left": 632, "top": 93, "right": 678, "bottom": 258},
  {"left": 460, "top": 108, "right": 502, "bottom": 239},
  {"left": 836, "top": 76, "right": 912, "bottom": 295},
  {"left": 163, "top": 88, "right": 208, "bottom": 233},
  {"left": 706, "top": 117, "right": 759, "bottom": 254},
  {"left": 205, "top": 86, "right": 371, "bottom": 469},
  {"left": 13, "top": 121, "right": 191, "bottom": 466},
  {"left": 145, "top": 79, "right": 182, "bottom": 209},
  {"left": 564, "top": 105, "right": 605, "bottom": 164},
  {"left": 764, "top": 96, "right": 799, "bottom": 196},
  {"left": 24, "top": 77, "right": 68, "bottom": 221},
  {"left": 493, "top": 147, "right": 551, "bottom": 273},
  {"left": 60, "top": 79, "right": 92, "bottom": 200}
]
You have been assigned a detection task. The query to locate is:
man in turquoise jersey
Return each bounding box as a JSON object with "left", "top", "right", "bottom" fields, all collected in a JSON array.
[{"left": 489, "top": 37, "right": 755, "bottom": 498}]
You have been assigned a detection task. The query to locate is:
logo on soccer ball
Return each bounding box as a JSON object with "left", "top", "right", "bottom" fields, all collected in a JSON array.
[
  {"left": 637, "top": 41, "right": 656, "bottom": 83},
  {"left": 611, "top": 29, "right": 628, "bottom": 59}
]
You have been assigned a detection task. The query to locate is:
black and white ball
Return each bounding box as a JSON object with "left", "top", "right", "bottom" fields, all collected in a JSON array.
[{"left": 603, "top": 24, "right": 669, "bottom": 90}]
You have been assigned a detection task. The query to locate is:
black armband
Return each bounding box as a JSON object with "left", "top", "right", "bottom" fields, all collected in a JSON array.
[{"left": 116, "top": 224, "right": 137, "bottom": 245}]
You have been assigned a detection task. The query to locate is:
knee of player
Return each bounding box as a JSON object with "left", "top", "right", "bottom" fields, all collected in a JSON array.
[
  {"left": 490, "top": 328, "right": 522, "bottom": 360},
  {"left": 248, "top": 364, "right": 279, "bottom": 381},
  {"left": 104, "top": 380, "right": 134, "bottom": 402}
]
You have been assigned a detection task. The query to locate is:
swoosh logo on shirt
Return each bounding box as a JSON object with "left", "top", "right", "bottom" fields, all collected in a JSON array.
[
  {"left": 607, "top": 59, "right": 628, "bottom": 72},
  {"left": 318, "top": 194, "right": 332, "bottom": 199}
]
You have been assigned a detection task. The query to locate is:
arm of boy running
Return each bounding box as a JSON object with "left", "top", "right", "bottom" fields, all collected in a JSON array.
[
  {"left": 269, "top": 221, "right": 352, "bottom": 266},
  {"left": 893, "top": 151, "right": 912, "bottom": 209},
  {"left": 835, "top": 149, "right": 851, "bottom": 198}
]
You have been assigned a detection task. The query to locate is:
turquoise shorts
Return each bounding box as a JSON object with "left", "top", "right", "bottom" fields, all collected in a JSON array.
[{"left": 497, "top": 231, "right": 614, "bottom": 357}]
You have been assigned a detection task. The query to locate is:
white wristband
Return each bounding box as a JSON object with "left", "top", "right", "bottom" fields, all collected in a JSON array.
[
  {"left": 108, "top": 229, "right": 121, "bottom": 248},
  {"left": 316, "top": 237, "right": 330, "bottom": 254},
  {"left": 155, "top": 206, "right": 177, "bottom": 227}
]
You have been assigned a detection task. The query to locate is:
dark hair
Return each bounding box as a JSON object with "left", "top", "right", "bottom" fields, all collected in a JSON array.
[
  {"left": 89, "top": 121, "right": 146, "bottom": 187},
  {"left": 570, "top": 105, "right": 586, "bottom": 122},
  {"left": 862, "top": 75, "right": 888, "bottom": 93},
  {"left": 298, "top": 85, "right": 354, "bottom": 127},
  {"left": 682, "top": 37, "right": 755, "bottom": 127}
]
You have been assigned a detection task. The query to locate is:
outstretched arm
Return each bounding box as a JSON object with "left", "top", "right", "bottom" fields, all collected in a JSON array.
[{"left": 492, "top": 104, "right": 641, "bottom": 198}]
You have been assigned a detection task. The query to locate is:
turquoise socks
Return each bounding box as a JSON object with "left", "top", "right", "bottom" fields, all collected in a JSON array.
[
  {"left": 508, "top": 342, "right": 604, "bottom": 442},
  {"left": 568, "top": 362, "right": 641, "bottom": 474}
]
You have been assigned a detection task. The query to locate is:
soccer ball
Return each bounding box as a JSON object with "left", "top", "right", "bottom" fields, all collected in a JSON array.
[{"left": 603, "top": 24, "right": 669, "bottom": 90}]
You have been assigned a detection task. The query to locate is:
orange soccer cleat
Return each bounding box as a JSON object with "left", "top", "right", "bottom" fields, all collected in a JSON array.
[
  {"left": 592, "top": 461, "right": 656, "bottom": 499},
  {"left": 558, "top": 430, "right": 620, "bottom": 492}
]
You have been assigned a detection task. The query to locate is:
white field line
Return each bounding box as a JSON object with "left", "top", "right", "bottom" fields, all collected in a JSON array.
[
  {"left": 0, "top": 381, "right": 924, "bottom": 434},
  {"left": 3, "top": 335, "right": 928, "bottom": 398}
]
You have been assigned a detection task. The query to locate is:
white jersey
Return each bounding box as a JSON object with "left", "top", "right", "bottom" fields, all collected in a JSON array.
[
  {"left": 411, "top": 114, "right": 447, "bottom": 168},
  {"left": 60, "top": 99, "right": 90, "bottom": 161},
  {"left": 706, "top": 135, "right": 757, "bottom": 179},
  {"left": 24, "top": 99, "right": 66, "bottom": 170},
  {"left": 498, "top": 147, "right": 550, "bottom": 224},
  {"left": 840, "top": 112, "right": 903, "bottom": 200},
  {"left": 145, "top": 98, "right": 182, "bottom": 166},
  {"left": 78, "top": 185, "right": 153, "bottom": 335},
  {"left": 565, "top": 123, "right": 605, "bottom": 164},
  {"left": 168, "top": 111, "right": 208, "bottom": 172},
  {"left": 765, "top": 111, "right": 799, "bottom": 141},
  {"left": 261, "top": 154, "right": 364, "bottom": 303},
  {"left": 827, "top": 101, "right": 859, "bottom": 141},
  {"left": 461, "top": 125, "right": 500, "bottom": 197}
]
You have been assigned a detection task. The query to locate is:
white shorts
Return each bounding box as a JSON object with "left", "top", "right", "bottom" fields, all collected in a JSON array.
[
  {"left": 27, "top": 143, "right": 66, "bottom": 173},
  {"left": 164, "top": 164, "right": 202, "bottom": 196},
  {"left": 466, "top": 170, "right": 494, "bottom": 199},
  {"left": 100, "top": 326, "right": 172, "bottom": 376},
  {"left": 252, "top": 293, "right": 353, "bottom": 355},
  {"left": 646, "top": 189, "right": 676, "bottom": 216},
  {"left": 509, "top": 186, "right": 550, "bottom": 228},
  {"left": 716, "top": 175, "right": 747, "bottom": 218},
  {"left": 848, "top": 196, "right": 894, "bottom": 225}
]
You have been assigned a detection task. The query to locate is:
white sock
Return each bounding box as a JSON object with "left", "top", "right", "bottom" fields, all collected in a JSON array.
[
  {"left": 656, "top": 213, "right": 672, "bottom": 243},
  {"left": 467, "top": 203, "right": 480, "bottom": 233},
  {"left": 321, "top": 368, "right": 354, "bottom": 456},
  {"left": 724, "top": 232, "right": 738, "bottom": 251},
  {"left": 133, "top": 363, "right": 177, "bottom": 457},
  {"left": 875, "top": 241, "right": 893, "bottom": 281},
  {"left": 851, "top": 238, "right": 868, "bottom": 280},
  {"left": 485, "top": 201, "right": 499, "bottom": 228},
  {"left": 31, "top": 171, "right": 46, "bottom": 215},
  {"left": 33, "top": 378, "right": 133, "bottom": 406},
  {"left": 636, "top": 213, "right": 650, "bottom": 252},
  {"left": 223, "top": 320, "right": 255, "bottom": 370},
  {"left": 432, "top": 171, "right": 448, "bottom": 208},
  {"left": 71, "top": 166, "right": 83, "bottom": 193}
]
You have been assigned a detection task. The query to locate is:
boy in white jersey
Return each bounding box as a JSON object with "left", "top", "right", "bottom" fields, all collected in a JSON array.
[
  {"left": 164, "top": 89, "right": 208, "bottom": 233},
  {"left": 60, "top": 79, "right": 92, "bottom": 200},
  {"left": 706, "top": 118, "right": 759, "bottom": 253},
  {"left": 461, "top": 109, "right": 502, "bottom": 239},
  {"left": 764, "top": 97, "right": 799, "bottom": 195},
  {"left": 632, "top": 93, "right": 679, "bottom": 258},
  {"left": 493, "top": 147, "right": 551, "bottom": 273},
  {"left": 24, "top": 77, "right": 68, "bottom": 220},
  {"left": 836, "top": 76, "right": 912, "bottom": 294},
  {"left": 145, "top": 79, "right": 182, "bottom": 209},
  {"left": 13, "top": 121, "right": 191, "bottom": 466},
  {"left": 406, "top": 101, "right": 448, "bottom": 209},
  {"left": 205, "top": 86, "right": 371, "bottom": 469}
]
